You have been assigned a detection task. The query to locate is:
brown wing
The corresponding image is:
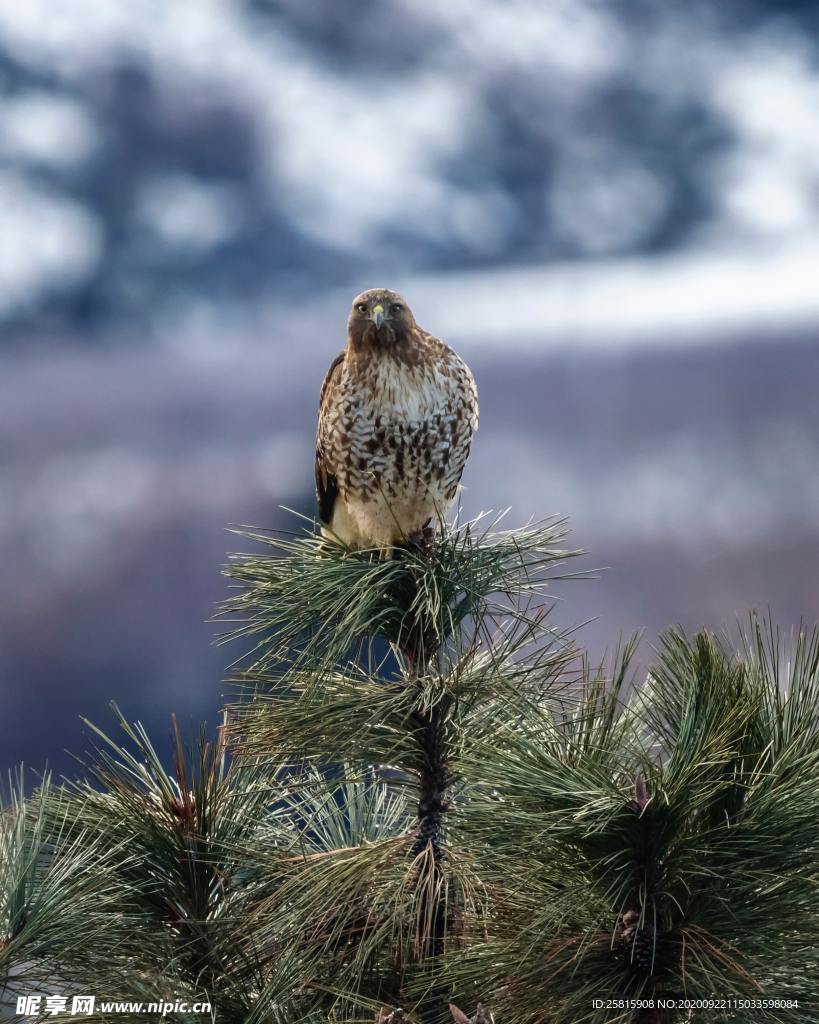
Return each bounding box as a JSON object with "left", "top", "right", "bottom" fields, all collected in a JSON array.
[
  {"left": 315, "top": 351, "right": 345, "bottom": 526},
  {"left": 424, "top": 332, "right": 479, "bottom": 501},
  {"left": 447, "top": 356, "right": 479, "bottom": 500}
]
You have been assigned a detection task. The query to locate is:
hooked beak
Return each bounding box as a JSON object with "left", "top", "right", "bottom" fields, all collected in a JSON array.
[{"left": 371, "top": 304, "right": 385, "bottom": 330}]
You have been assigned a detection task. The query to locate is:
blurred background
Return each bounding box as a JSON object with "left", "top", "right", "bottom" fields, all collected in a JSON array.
[{"left": 2, "top": 0, "right": 818, "bottom": 779}]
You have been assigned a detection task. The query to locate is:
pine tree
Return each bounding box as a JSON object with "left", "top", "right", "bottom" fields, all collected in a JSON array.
[
  {"left": 217, "top": 514, "right": 580, "bottom": 1023},
  {"left": 2, "top": 514, "right": 818, "bottom": 1024}
]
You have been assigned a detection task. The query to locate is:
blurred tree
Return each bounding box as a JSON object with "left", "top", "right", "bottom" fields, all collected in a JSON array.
[{"left": 6, "top": 0, "right": 800, "bottom": 339}]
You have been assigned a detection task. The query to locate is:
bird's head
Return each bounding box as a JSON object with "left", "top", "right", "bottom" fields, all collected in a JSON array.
[{"left": 347, "top": 288, "right": 416, "bottom": 351}]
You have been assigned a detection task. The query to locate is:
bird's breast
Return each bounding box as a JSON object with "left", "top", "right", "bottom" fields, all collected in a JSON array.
[
  {"left": 369, "top": 360, "right": 443, "bottom": 420},
  {"left": 336, "top": 360, "right": 462, "bottom": 491}
]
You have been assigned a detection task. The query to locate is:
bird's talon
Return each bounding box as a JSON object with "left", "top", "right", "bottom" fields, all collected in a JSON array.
[{"left": 405, "top": 522, "right": 434, "bottom": 557}]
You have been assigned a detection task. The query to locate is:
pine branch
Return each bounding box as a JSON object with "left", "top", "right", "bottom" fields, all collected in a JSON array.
[
  {"left": 446, "top": 620, "right": 819, "bottom": 1023},
  {"left": 217, "top": 512, "right": 582, "bottom": 680},
  {"left": 1, "top": 769, "right": 134, "bottom": 1004},
  {"left": 39, "top": 708, "right": 291, "bottom": 1021}
]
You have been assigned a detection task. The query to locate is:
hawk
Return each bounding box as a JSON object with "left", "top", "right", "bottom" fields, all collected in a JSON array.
[{"left": 316, "top": 288, "right": 478, "bottom": 551}]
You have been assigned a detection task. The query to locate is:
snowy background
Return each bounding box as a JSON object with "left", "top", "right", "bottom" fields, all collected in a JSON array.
[{"left": 2, "top": 0, "right": 818, "bottom": 777}]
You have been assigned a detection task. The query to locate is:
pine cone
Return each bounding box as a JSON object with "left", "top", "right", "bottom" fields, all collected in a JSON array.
[
  {"left": 632, "top": 927, "right": 656, "bottom": 973},
  {"left": 620, "top": 910, "right": 658, "bottom": 974},
  {"left": 410, "top": 807, "right": 444, "bottom": 861}
]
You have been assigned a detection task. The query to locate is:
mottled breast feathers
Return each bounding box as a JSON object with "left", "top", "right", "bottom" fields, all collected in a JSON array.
[{"left": 315, "top": 288, "right": 478, "bottom": 550}]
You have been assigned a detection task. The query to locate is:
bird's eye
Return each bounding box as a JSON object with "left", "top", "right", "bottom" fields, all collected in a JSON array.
[
  {"left": 355, "top": 303, "right": 368, "bottom": 314},
  {"left": 391, "top": 303, "right": 403, "bottom": 314}
]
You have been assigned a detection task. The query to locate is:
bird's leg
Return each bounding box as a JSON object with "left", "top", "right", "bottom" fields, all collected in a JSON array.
[{"left": 405, "top": 521, "right": 434, "bottom": 557}]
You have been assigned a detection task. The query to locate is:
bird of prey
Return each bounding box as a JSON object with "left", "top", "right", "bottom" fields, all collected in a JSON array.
[{"left": 316, "top": 288, "right": 478, "bottom": 552}]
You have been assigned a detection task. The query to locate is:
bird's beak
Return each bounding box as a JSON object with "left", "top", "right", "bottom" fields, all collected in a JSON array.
[{"left": 371, "top": 304, "right": 385, "bottom": 330}]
